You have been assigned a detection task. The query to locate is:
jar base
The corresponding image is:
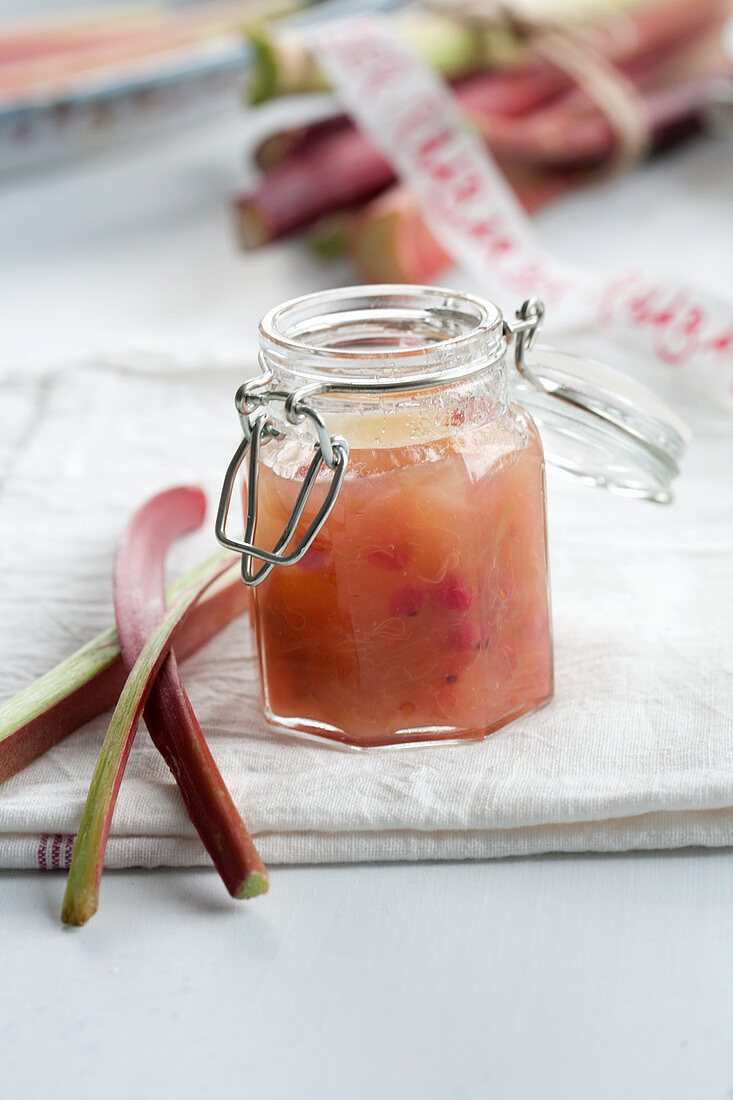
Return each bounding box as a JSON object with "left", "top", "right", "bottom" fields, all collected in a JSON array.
[{"left": 261, "top": 691, "right": 554, "bottom": 752}]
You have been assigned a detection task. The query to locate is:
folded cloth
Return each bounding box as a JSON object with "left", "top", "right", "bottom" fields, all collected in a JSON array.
[{"left": 1, "top": 351, "right": 732, "bottom": 871}]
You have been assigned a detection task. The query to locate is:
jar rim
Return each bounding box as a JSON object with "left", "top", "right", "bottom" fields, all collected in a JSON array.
[{"left": 258, "top": 284, "right": 506, "bottom": 386}]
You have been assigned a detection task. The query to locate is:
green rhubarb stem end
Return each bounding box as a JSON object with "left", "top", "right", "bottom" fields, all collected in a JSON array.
[{"left": 238, "top": 871, "right": 270, "bottom": 900}]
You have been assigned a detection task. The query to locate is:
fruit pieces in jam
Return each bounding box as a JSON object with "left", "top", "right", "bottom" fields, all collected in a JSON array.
[{"left": 250, "top": 409, "right": 553, "bottom": 748}]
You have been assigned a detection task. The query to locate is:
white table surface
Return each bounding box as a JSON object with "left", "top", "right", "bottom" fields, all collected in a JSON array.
[{"left": 2, "top": 93, "right": 733, "bottom": 1100}]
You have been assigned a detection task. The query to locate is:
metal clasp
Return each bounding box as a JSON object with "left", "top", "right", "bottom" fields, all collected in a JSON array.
[
  {"left": 215, "top": 369, "right": 349, "bottom": 587},
  {"left": 504, "top": 296, "right": 545, "bottom": 379}
]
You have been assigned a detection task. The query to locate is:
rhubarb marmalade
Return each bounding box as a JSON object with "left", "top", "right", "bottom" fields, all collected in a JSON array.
[{"left": 241, "top": 286, "right": 552, "bottom": 748}]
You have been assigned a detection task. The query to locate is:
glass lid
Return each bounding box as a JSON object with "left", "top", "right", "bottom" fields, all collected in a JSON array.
[
  {"left": 258, "top": 286, "right": 690, "bottom": 505},
  {"left": 510, "top": 343, "right": 690, "bottom": 504}
]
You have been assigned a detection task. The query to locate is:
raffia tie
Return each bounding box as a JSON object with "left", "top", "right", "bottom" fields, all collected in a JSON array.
[{"left": 423, "top": 0, "right": 650, "bottom": 174}]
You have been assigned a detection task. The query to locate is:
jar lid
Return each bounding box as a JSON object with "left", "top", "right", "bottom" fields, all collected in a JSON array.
[
  {"left": 510, "top": 343, "right": 690, "bottom": 503},
  {"left": 217, "top": 288, "right": 691, "bottom": 585},
  {"left": 257, "top": 286, "right": 689, "bottom": 503}
]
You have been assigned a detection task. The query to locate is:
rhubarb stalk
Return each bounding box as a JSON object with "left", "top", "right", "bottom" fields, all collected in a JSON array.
[
  {"left": 235, "top": 69, "right": 564, "bottom": 247},
  {"left": 347, "top": 172, "right": 579, "bottom": 284},
  {"left": 0, "top": 556, "right": 247, "bottom": 785},
  {"left": 61, "top": 520, "right": 246, "bottom": 926},
  {"left": 246, "top": 10, "right": 489, "bottom": 103},
  {"left": 245, "top": 0, "right": 727, "bottom": 102},
  {"left": 473, "top": 71, "right": 724, "bottom": 168},
  {"left": 248, "top": 67, "right": 562, "bottom": 175},
  {"left": 236, "top": 125, "right": 394, "bottom": 249},
  {"left": 113, "top": 487, "right": 268, "bottom": 905}
]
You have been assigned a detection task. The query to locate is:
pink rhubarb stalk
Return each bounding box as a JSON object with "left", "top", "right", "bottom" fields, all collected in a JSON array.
[
  {"left": 61, "top": 492, "right": 261, "bottom": 926},
  {"left": 236, "top": 125, "right": 394, "bottom": 248},
  {"left": 249, "top": 67, "right": 561, "bottom": 174},
  {"left": 113, "top": 487, "right": 268, "bottom": 904},
  {"left": 347, "top": 171, "right": 579, "bottom": 284},
  {"left": 0, "top": 560, "right": 248, "bottom": 785},
  {"left": 253, "top": 112, "right": 350, "bottom": 172},
  {"left": 474, "top": 72, "right": 723, "bottom": 168},
  {"left": 235, "top": 68, "right": 564, "bottom": 247}
]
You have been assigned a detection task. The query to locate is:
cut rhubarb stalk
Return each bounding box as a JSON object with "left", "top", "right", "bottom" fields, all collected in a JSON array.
[
  {"left": 62, "top": 522, "right": 250, "bottom": 926},
  {"left": 235, "top": 69, "right": 562, "bottom": 248},
  {"left": 249, "top": 67, "right": 559, "bottom": 174},
  {"left": 253, "top": 114, "right": 350, "bottom": 172},
  {"left": 474, "top": 73, "right": 720, "bottom": 168},
  {"left": 235, "top": 126, "right": 394, "bottom": 248},
  {"left": 0, "top": 555, "right": 247, "bottom": 785},
  {"left": 246, "top": 0, "right": 727, "bottom": 102},
  {"left": 246, "top": 12, "right": 486, "bottom": 103},
  {"left": 347, "top": 171, "right": 577, "bottom": 284},
  {"left": 113, "top": 487, "right": 268, "bottom": 905}
]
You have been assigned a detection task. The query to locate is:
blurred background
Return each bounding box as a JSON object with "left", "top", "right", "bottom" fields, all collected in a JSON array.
[{"left": 1, "top": 0, "right": 731, "bottom": 377}]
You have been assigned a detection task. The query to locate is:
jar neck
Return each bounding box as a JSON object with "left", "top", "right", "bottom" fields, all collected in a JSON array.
[{"left": 258, "top": 285, "right": 509, "bottom": 422}]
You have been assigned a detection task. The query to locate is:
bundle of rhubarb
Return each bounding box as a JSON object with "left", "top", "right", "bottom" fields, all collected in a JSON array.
[
  {"left": 0, "top": 487, "right": 266, "bottom": 926},
  {"left": 234, "top": 0, "right": 731, "bottom": 282}
]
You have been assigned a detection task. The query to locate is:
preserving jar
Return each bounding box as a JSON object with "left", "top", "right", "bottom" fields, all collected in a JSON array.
[{"left": 216, "top": 286, "right": 688, "bottom": 749}]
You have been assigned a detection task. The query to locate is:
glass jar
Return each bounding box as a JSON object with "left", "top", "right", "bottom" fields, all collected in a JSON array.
[{"left": 217, "top": 285, "right": 688, "bottom": 749}]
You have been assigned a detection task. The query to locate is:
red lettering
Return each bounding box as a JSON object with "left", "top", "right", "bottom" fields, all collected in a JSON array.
[
  {"left": 452, "top": 173, "right": 481, "bottom": 204},
  {"left": 414, "top": 130, "right": 453, "bottom": 167},
  {"left": 653, "top": 306, "right": 705, "bottom": 365},
  {"left": 706, "top": 326, "right": 733, "bottom": 358},
  {"left": 597, "top": 271, "right": 640, "bottom": 326},
  {"left": 627, "top": 289, "right": 662, "bottom": 325},
  {"left": 390, "top": 97, "right": 445, "bottom": 147}
]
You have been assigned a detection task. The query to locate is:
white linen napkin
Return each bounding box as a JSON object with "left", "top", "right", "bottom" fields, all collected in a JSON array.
[{"left": 1, "top": 350, "right": 732, "bottom": 870}]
